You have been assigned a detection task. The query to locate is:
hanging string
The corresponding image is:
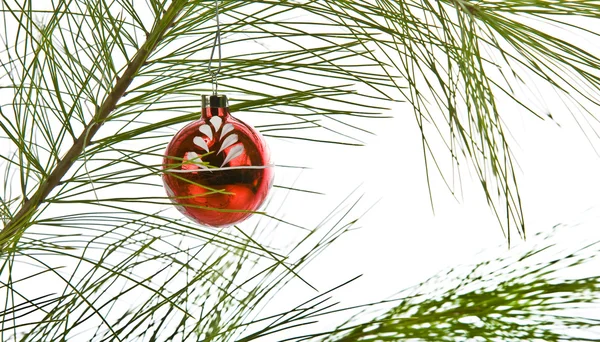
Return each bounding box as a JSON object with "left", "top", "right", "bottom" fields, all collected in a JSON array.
[{"left": 208, "top": 0, "right": 222, "bottom": 95}]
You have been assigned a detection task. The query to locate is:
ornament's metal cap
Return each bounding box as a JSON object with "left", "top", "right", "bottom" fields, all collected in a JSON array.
[{"left": 202, "top": 94, "right": 228, "bottom": 108}]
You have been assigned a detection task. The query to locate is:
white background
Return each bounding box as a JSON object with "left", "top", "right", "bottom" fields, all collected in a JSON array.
[{"left": 2, "top": 1, "right": 600, "bottom": 340}]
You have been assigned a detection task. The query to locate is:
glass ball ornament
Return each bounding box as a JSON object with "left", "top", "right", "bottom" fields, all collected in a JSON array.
[{"left": 162, "top": 95, "right": 273, "bottom": 227}]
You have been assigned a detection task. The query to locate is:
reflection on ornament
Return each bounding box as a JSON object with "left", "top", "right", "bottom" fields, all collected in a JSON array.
[{"left": 162, "top": 95, "right": 273, "bottom": 227}]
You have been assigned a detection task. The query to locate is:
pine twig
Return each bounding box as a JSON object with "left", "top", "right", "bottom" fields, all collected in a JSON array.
[{"left": 0, "top": 0, "right": 190, "bottom": 251}]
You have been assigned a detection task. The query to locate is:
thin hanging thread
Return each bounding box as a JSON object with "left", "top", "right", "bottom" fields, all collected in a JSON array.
[{"left": 208, "top": 0, "right": 222, "bottom": 95}]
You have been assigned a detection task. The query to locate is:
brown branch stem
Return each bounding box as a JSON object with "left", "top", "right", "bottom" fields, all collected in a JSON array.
[{"left": 0, "top": 0, "right": 189, "bottom": 251}]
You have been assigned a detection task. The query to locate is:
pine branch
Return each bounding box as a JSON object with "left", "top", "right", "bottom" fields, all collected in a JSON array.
[
  {"left": 305, "top": 227, "right": 600, "bottom": 342},
  {"left": 0, "top": 0, "right": 189, "bottom": 251}
]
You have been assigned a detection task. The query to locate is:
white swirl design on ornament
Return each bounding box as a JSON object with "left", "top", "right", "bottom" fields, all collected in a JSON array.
[{"left": 189, "top": 116, "right": 245, "bottom": 168}]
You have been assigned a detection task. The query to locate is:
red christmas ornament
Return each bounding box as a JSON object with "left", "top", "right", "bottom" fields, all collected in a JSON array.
[{"left": 162, "top": 95, "right": 273, "bottom": 227}]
